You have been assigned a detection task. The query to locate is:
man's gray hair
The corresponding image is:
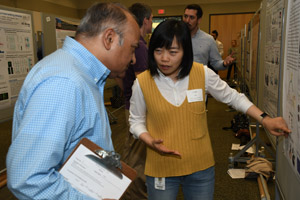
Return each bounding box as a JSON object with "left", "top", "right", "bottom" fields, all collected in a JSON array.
[{"left": 76, "top": 3, "right": 129, "bottom": 45}]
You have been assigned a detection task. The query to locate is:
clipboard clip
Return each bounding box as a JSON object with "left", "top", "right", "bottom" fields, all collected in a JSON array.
[
  {"left": 94, "top": 149, "right": 122, "bottom": 170},
  {"left": 86, "top": 150, "right": 123, "bottom": 179}
]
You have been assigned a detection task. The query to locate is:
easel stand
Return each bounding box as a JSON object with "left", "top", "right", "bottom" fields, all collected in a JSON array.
[
  {"left": 232, "top": 69, "right": 275, "bottom": 164},
  {"left": 229, "top": 121, "right": 274, "bottom": 200},
  {"left": 106, "top": 105, "right": 124, "bottom": 124},
  {"left": 231, "top": 121, "right": 275, "bottom": 164}
]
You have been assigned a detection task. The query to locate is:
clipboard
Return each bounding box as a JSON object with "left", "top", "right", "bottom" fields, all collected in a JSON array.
[{"left": 59, "top": 138, "right": 137, "bottom": 199}]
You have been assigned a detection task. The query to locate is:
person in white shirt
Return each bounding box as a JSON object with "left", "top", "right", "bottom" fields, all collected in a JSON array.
[{"left": 129, "top": 19, "right": 290, "bottom": 200}]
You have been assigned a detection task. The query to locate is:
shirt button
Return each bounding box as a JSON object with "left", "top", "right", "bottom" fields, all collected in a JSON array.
[{"left": 94, "top": 78, "right": 98, "bottom": 82}]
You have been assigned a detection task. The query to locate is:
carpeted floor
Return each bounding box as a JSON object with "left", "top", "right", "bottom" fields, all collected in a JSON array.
[{"left": 206, "top": 96, "right": 275, "bottom": 200}]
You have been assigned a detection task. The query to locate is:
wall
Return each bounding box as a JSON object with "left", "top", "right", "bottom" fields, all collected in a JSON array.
[
  {"left": 0, "top": 1, "right": 261, "bottom": 33},
  {"left": 78, "top": 1, "right": 262, "bottom": 31},
  {"left": 0, "top": 0, "right": 79, "bottom": 18},
  {"left": 151, "top": 1, "right": 261, "bottom": 33}
]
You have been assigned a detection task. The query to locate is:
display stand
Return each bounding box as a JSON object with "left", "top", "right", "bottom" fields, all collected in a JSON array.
[
  {"left": 229, "top": 7, "right": 275, "bottom": 166},
  {"left": 230, "top": 122, "right": 275, "bottom": 165}
]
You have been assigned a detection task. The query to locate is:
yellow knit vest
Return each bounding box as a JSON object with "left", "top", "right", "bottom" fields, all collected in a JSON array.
[{"left": 137, "top": 62, "right": 215, "bottom": 177}]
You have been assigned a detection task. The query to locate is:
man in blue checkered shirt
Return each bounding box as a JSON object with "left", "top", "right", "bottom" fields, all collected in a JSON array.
[{"left": 6, "top": 3, "right": 139, "bottom": 199}]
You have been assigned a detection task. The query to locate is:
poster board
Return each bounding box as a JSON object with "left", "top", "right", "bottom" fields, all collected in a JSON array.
[
  {"left": 255, "top": 0, "right": 300, "bottom": 199},
  {"left": 249, "top": 11, "right": 261, "bottom": 105},
  {"left": 259, "top": 0, "right": 285, "bottom": 149},
  {"left": 41, "top": 13, "right": 80, "bottom": 57},
  {"left": 262, "top": 0, "right": 284, "bottom": 120},
  {"left": 237, "top": 25, "right": 247, "bottom": 91},
  {"left": 236, "top": 29, "right": 243, "bottom": 80},
  {"left": 55, "top": 17, "right": 79, "bottom": 49},
  {"left": 0, "top": 5, "right": 36, "bottom": 122},
  {"left": 245, "top": 21, "right": 251, "bottom": 90},
  {"left": 279, "top": 0, "right": 300, "bottom": 199}
]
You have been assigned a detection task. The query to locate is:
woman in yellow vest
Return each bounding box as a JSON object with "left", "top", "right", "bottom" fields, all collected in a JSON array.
[{"left": 129, "top": 19, "right": 290, "bottom": 200}]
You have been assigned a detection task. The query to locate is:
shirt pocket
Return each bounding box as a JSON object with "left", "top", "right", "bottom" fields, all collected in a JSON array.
[{"left": 187, "top": 101, "right": 207, "bottom": 139}]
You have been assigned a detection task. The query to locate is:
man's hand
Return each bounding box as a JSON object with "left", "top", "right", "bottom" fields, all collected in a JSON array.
[{"left": 223, "top": 53, "right": 235, "bottom": 66}]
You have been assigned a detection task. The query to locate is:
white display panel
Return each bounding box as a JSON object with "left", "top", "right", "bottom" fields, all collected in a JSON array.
[{"left": 0, "top": 8, "right": 34, "bottom": 120}]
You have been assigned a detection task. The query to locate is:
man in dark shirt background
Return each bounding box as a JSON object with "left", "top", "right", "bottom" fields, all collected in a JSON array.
[{"left": 121, "top": 3, "right": 153, "bottom": 200}]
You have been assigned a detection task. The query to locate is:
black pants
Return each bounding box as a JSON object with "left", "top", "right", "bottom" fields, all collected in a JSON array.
[{"left": 227, "top": 63, "right": 236, "bottom": 80}]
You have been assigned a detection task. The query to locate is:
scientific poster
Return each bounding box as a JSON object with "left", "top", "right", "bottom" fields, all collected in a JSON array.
[
  {"left": 263, "top": 0, "right": 284, "bottom": 117},
  {"left": 0, "top": 9, "right": 34, "bottom": 110},
  {"left": 283, "top": 0, "right": 300, "bottom": 181}
]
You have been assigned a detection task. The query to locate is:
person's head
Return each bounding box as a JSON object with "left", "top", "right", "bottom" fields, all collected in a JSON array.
[
  {"left": 231, "top": 39, "right": 237, "bottom": 47},
  {"left": 148, "top": 19, "right": 193, "bottom": 80},
  {"left": 75, "top": 3, "right": 140, "bottom": 78},
  {"left": 211, "top": 30, "right": 218, "bottom": 40},
  {"left": 183, "top": 4, "right": 203, "bottom": 34},
  {"left": 129, "top": 3, "right": 153, "bottom": 36}
]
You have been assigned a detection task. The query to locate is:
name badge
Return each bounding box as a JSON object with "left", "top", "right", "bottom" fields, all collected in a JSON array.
[
  {"left": 187, "top": 89, "right": 203, "bottom": 103},
  {"left": 154, "top": 177, "right": 165, "bottom": 190}
]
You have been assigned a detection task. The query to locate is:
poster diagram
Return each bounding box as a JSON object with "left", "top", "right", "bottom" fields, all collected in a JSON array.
[
  {"left": 283, "top": 0, "right": 300, "bottom": 182},
  {"left": 0, "top": 9, "right": 34, "bottom": 110}
]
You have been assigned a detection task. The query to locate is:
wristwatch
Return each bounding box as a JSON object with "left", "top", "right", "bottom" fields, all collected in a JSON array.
[{"left": 260, "top": 112, "right": 269, "bottom": 123}]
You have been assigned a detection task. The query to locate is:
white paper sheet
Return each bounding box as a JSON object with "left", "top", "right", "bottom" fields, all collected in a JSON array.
[
  {"left": 227, "top": 169, "right": 246, "bottom": 179},
  {"left": 60, "top": 144, "right": 131, "bottom": 199},
  {"left": 231, "top": 143, "right": 255, "bottom": 154}
]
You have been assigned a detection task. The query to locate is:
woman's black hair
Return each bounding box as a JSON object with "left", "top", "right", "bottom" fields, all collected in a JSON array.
[{"left": 148, "top": 19, "right": 193, "bottom": 79}]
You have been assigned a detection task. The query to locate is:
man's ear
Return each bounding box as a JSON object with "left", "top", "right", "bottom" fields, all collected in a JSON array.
[
  {"left": 197, "top": 17, "right": 202, "bottom": 25},
  {"left": 103, "top": 28, "right": 116, "bottom": 50}
]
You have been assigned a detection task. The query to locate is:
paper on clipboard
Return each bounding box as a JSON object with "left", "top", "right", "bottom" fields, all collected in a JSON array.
[{"left": 60, "top": 144, "right": 131, "bottom": 199}]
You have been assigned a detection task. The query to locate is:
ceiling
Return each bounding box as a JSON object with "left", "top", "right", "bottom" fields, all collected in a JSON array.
[{"left": 43, "top": 0, "right": 261, "bottom": 9}]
